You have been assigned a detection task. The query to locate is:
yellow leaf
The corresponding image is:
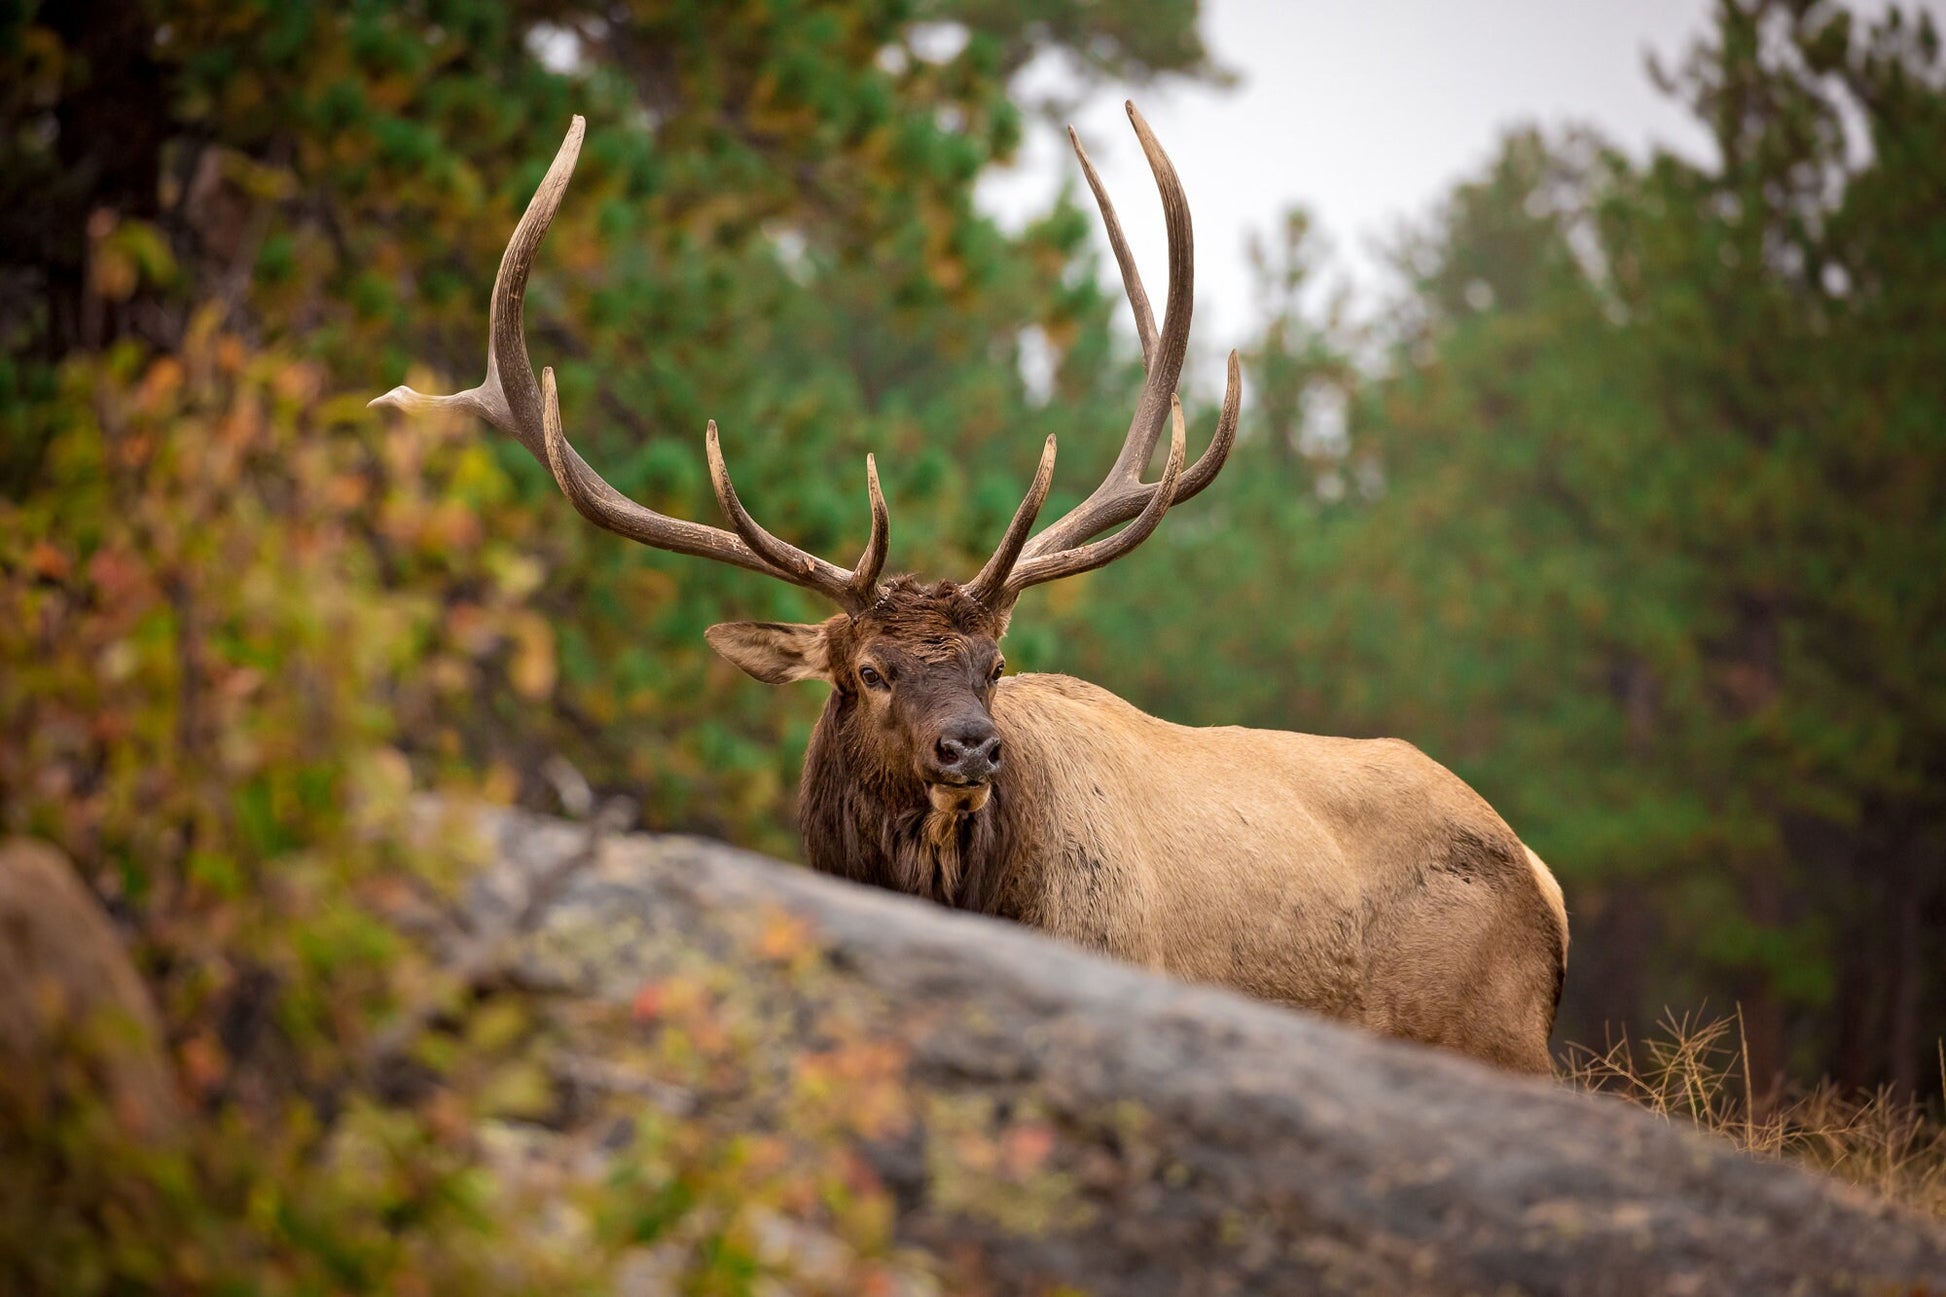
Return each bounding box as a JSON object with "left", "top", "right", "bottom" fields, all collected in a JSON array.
[
  {"left": 478, "top": 1059, "right": 554, "bottom": 1120},
  {"left": 508, "top": 610, "right": 556, "bottom": 699}
]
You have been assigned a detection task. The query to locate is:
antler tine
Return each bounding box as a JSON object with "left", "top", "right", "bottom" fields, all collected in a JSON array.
[
  {"left": 1014, "top": 102, "right": 1192, "bottom": 564},
  {"left": 1105, "top": 102, "right": 1192, "bottom": 488},
  {"left": 1002, "top": 395, "right": 1188, "bottom": 599},
  {"left": 1179, "top": 347, "right": 1242, "bottom": 501},
  {"left": 374, "top": 116, "right": 889, "bottom": 611},
  {"left": 850, "top": 454, "right": 891, "bottom": 606},
  {"left": 1068, "top": 125, "right": 1157, "bottom": 367},
  {"left": 968, "top": 105, "right": 1238, "bottom": 612},
  {"left": 706, "top": 423, "right": 881, "bottom": 613},
  {"left": 963, "top": 435, "right": 1058, "bottom": 606},
  {"left": 371, "top": 116, "right": 586, "bottom": 461},
  {"left": 1068, "top": 115, "right": 1241, "bottom": 506},
  {"left": 969, "top": 351, "right": 1238, "bottom": 611}
]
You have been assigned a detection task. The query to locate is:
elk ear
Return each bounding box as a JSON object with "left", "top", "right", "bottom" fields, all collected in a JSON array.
[{"left": 705, "top": 621, "right": 832, "bottom": 685}]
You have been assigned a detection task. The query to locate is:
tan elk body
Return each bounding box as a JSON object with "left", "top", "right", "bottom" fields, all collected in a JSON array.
[
  {"left": 375, "top": 107, "right": 1569, "bottom": 1072},
  {"left": 950, "top": 676, "right": 1566, "bottom": 1071}
]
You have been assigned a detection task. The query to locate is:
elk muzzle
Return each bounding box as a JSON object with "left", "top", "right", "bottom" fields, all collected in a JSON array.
[{"left": 926, "top": 716, "right": 1002, "bottom": 813}]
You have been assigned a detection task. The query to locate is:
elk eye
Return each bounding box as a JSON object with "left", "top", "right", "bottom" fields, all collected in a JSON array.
[
  {"left": 990, "top": 658, "right": 1006, "bottom": 683},
  {"left": 858, "top": 665, "right": 888, "bottom": 690}
]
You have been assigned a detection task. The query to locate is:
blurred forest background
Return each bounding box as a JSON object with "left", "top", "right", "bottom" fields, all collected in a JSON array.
[{"left": 2, "top": 0, "right": 1943, "bottom": 1286}]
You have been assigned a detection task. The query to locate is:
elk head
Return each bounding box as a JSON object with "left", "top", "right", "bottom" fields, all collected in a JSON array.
[{"left": 372, "top": 103, "right": 1239, "bottom": 817}]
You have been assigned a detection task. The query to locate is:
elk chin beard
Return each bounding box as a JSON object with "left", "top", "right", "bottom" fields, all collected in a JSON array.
[
  {"left": 926, "top": 782, "right": 992, "bottom": 815},
  {"left": 920, "top": 782, "right": 988, "bottom": 907}
]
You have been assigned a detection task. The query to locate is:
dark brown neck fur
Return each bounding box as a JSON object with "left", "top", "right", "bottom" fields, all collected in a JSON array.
[{"left": 799, "top": 710, "right": 1023, "bottom": 913}]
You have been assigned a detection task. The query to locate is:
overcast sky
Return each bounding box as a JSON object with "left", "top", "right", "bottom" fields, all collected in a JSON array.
[{"left": 977, "top": 0, "right": 1928, "bottom": 388}]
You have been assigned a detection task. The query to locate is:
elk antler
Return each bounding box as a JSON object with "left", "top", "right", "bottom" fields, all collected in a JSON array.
[
  {"left": 370, "top": 115, "right": 889, "bottom": 614},
  {"left": 965, "top": 102, "right": 1241, "bottom": 613}
]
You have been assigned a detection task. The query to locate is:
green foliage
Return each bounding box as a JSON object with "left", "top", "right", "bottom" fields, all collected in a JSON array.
[
  {"left": 4, "top": 0, "right": 1216, "bottom": 848},
  {"left": 0, "top": 0, "right": 1215, "bottom": 1287},
  {"left": 1360, "top": 0, "right": 1946, "bottom": 1089},
  {"left": 0, "top": 312, "right": 565, "bottom": 1289}
]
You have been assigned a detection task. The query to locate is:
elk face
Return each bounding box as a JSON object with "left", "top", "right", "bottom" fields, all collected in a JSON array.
[{"left": 707, "top": 580, "right": 1008, "bottom": 814}]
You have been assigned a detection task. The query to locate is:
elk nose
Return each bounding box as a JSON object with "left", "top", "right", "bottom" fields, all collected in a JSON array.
[{"left": 935, "top": 726, "right": 1003, "bottom": 780}]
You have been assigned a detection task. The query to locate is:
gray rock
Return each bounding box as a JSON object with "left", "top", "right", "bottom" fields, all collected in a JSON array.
[
  {"left": 0, "top": 837, "right": 179, "bottom": 1142},
  {"left": 454, "top": 802, "right": 1946, "bottom": 1296}
]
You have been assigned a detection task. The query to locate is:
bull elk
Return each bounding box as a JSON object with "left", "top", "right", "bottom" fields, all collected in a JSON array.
[{"left": 374, "top": 106, "right": 1569, "bottom": 1072}]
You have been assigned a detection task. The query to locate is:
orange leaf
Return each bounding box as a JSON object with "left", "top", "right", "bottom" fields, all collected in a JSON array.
[
  {"left": 755, "top": 909, "right": 813, "bottom": 963},
  {"left": 1003, "top": 1122, "right": 1056, "bottom": 1176},
  {"left": 27, "top": 541, "right": 71, "bottom": 581},
  {"left": 630, "top": 982, "right": 665, "bottom": 1024},
  {"left": 179, "top": 1032, "right": 226, "bottom": 1097}
]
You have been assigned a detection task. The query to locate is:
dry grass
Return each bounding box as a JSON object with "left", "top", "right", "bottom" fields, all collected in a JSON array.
[{"left": 1562, "top": 1009, "right": 1946, "bottom": 1221}]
